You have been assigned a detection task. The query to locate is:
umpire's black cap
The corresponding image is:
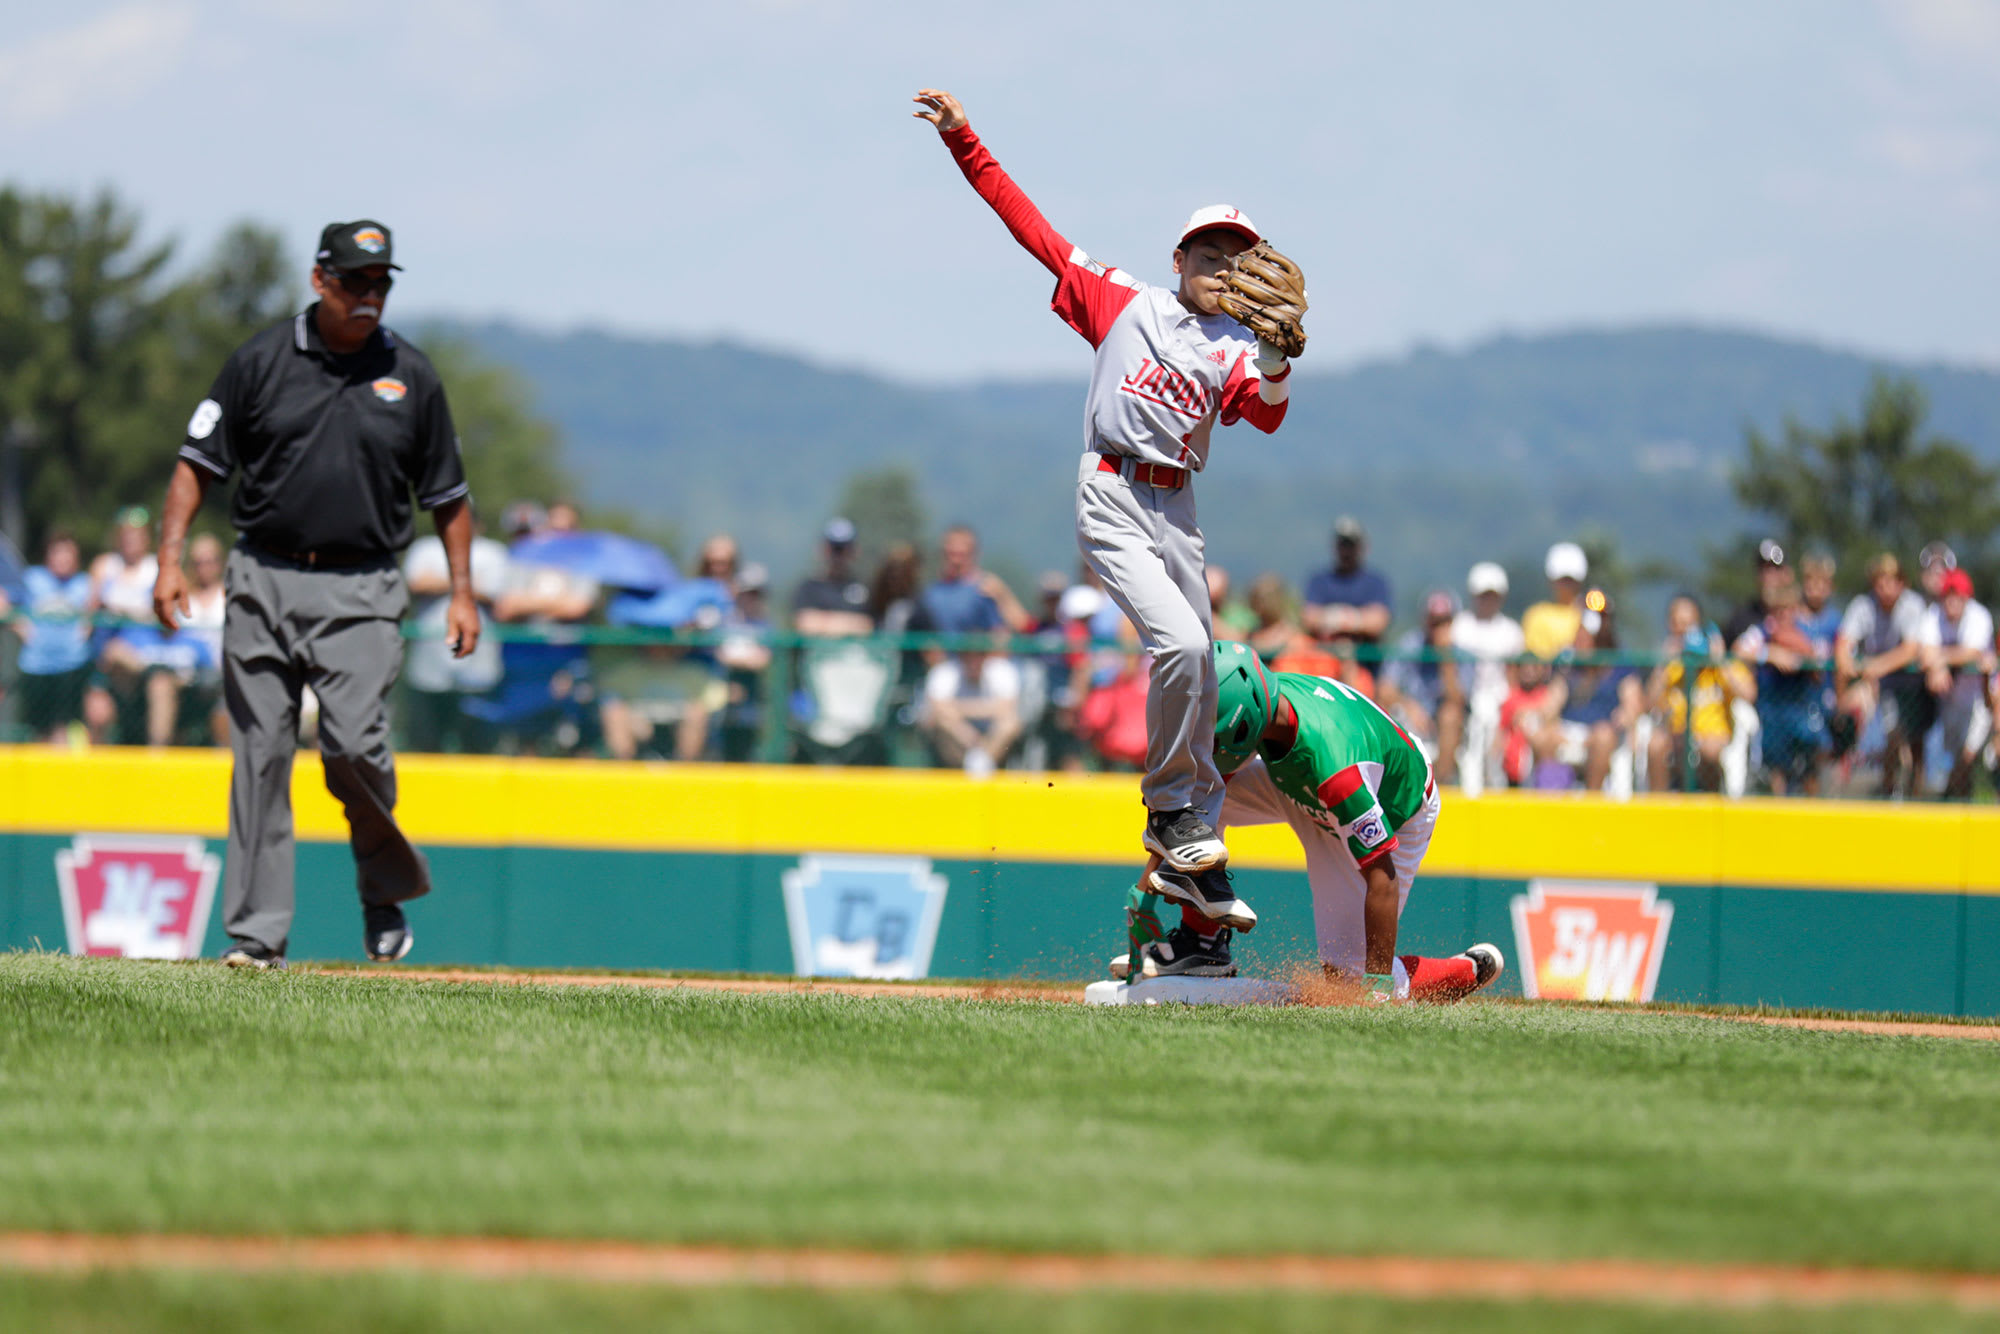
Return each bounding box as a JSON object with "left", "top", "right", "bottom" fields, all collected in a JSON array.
[{"left": 317, "top": 220, "right": 403, "bottom": 271}]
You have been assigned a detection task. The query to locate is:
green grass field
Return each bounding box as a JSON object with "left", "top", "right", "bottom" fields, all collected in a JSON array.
[
  {"left": 5, "top": 1271, "right": 1998, "bottom": 1334},
  {"left": 4, "top": 953, "right": 1998, "bottom": 1330}
]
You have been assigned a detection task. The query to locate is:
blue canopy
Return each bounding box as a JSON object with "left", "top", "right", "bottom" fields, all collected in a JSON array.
[
  {"left": 509, "top": 531, "right": 677, "bottom": 592},
  {"left": 606, "top": 577, "right": 734, "bottom": 629}
]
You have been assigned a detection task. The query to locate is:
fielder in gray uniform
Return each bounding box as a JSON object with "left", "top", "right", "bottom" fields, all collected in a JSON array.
[
  {"left": 153, "top": 220, "right": 478, "bottom": 969},
  {"left": 916, "top": 89, "right": 1296, "bottom": 925}
]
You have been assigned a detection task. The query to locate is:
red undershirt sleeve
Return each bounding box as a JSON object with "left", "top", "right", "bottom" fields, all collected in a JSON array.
[
  {"left": 941, "top": 124, "right": 1139, "bottom": 348},
  {"left": 1220, "top": 353, "right": 1290, "bottom": 432}
]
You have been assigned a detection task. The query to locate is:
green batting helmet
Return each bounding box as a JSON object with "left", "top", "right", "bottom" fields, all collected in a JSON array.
[{"left": 1213, "top": 641, "right": 1275, "bottom": 775}]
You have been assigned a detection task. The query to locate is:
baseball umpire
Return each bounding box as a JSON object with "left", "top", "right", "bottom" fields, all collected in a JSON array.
[{"left": 153, "top": 219, "right": 477, "bottom": 969}]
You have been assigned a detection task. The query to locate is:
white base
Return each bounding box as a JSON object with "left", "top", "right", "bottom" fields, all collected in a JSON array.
[{"left": 1083, "top": 976, "right": 1295, "bottom": 1007}]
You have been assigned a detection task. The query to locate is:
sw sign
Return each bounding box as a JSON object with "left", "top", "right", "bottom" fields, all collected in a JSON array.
[{"left": 1510, "top": 880, "right": 1674, "bottom": 1003}]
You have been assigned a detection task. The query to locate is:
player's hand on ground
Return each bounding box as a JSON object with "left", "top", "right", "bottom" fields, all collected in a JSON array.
[
  {"left": 445, "top": 591, "right": 482, "bottom": 659},
  {"left": 152, "top": 563, "right": 190, "bottom": 632},
  {"left": 912, "top": 89, "right": 967, "bottom": 133}
]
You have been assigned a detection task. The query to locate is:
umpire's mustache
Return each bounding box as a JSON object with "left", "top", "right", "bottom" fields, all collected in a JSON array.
[{"left": 350, "top": 304, "right": 381, "bottom": 320}]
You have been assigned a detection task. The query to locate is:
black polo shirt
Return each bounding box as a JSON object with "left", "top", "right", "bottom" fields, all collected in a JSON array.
[
  {"left": 792, "top": 575, "right": 871, "bottom": 621},
  {"left": 179, "top": 307, "right": 470, "bottom": 560}
]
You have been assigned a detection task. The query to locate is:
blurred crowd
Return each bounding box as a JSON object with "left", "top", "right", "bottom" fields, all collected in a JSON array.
[{"left": 3, "top": 506, "right": 1995, "bottom": 801}]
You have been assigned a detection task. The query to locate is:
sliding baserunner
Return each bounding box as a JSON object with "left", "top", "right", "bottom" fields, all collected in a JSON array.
[{"left": 1118, "top": 642, "right": 1504, "bottom": 1001}]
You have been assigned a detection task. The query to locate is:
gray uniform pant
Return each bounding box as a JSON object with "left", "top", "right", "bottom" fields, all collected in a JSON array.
[
  {"left": 1074, "top": 453, "right": 1224, "bottom": 826},
  {"left": 222, "top": 546, "right": 428, "bottom": 952}
]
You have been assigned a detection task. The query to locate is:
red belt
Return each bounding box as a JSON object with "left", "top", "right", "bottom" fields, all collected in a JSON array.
[{"left": 1097, "top": 453, "right": 1189, "bottom": 490}]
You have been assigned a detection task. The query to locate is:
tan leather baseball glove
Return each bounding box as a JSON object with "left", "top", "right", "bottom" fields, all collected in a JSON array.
[{"left": 1217, "top": 240, "right": 1308, "bottom": 359}]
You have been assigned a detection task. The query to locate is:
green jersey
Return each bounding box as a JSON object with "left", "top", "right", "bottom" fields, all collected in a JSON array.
[{"left": 1245, "top": 672, "right": 1434, "bottom": 867}]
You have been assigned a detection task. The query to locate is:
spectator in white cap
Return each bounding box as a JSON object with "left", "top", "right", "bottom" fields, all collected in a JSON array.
[
  {"left": 1448, "top": 561, "right": 1525, "bottom": 785},
  {"left": 1523, "top": 541, "right": 1588, "bottom": 659}
]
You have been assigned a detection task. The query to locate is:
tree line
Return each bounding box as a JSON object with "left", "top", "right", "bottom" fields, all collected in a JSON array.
[
  {"left": 3, "top": 184, "right": 1993, "bottom": 611},
  {"left": 0, "top": 186, "right": 571, "bottom": 560},
  {"left": 1702, "top": 375, "right": 2000, "bottom": 606}
]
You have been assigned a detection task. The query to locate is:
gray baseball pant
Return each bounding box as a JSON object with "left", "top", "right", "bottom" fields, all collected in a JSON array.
[
  {"left": 1074, "top": 453, "right": 1224, "bottom": 826},
  {"left": 221, "top": 547, "right": 429, "bottom": 953}
]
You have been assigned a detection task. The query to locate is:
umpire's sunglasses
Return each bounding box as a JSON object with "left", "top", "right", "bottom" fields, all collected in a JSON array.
[{"left": 322, "top": 267, "right": 394, "bottom": 298}]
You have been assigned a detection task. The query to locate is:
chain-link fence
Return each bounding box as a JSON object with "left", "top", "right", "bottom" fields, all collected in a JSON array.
[{"left": 3, "top": 617, "right": 1994, "bottom": 800}]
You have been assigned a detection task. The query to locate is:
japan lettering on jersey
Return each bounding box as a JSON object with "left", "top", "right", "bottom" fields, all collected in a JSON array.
[
  {"left": 1070, "top": 278, "right": 1268, "bottom": 471},
  {"left": 943, "top": 125, "right": 1288, "bottom": 472}
]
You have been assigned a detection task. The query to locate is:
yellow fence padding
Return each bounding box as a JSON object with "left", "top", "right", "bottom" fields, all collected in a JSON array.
[{"left": 1, "top": 746, "right": 1993, "bottom": 893}]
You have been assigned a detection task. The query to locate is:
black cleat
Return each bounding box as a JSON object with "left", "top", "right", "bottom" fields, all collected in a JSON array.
[
  {"left": 1458, "top": 943, "right": 1505, "bottom": 991},
  {"left": 364, "top": 903, "right": 414, "bottom": 963},
  {"left": 1143, "top": 807, "right": 1228, "bottom": 872},
  {"left": 1136, "top": 925, "right": 1237, "bottom": 978},
  {"left": 221, "top": 940, "right": 286, "bottom": 970},
  {"left": 1148, "top": 865, "right": 1256, "bottom": 932}
]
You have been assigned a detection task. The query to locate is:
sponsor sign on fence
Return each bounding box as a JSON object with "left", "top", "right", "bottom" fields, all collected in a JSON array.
[
  {"left": 55, "top": 835, "right": 220, "bottom": 960},
  {"left": 782, "top": 854, "right": 948, "bottom": 980},
  {"left": 1510, "top": 880, "right": 1674, "bottom": 1002}
]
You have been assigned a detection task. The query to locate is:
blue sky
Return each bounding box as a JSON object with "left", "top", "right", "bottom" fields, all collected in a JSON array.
[{"left": 3, "top": 0, "right": 1996, "bottom": 381}]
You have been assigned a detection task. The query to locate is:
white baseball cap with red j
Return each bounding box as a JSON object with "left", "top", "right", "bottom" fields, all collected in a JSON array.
[{"left": 1178, "top": 205, "right": 1260, "bottom": 249}]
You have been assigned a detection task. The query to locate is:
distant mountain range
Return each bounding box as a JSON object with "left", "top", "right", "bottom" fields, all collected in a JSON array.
[{"left": 449, "top": 321, "right": 2000, "bottom": 618}]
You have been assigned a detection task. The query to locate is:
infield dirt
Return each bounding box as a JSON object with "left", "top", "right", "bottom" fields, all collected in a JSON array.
[
  {"left": 4, "top": 1232, "right": 2000, "bottom": 1312},
  {"left": 349, "top": 964, "right": 2000, "bottom": 1040}
]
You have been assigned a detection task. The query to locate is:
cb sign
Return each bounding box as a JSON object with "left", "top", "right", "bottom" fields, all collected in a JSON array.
[{"left": 782, "top": 854, "right": 948, "bottom": 980}]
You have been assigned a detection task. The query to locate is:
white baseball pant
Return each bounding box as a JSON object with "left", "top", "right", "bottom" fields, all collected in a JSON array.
[
  {"left": 1074, "top": 452, "right": 1223, "bottom": 825},
  {"left": 1217, "top": 755, "right": 1442, "bottom": 973}
]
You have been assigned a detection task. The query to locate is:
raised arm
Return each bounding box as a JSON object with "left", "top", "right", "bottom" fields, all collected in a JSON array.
[{"left": 914, "top": 89, "right": 1073, "bottom": 276}]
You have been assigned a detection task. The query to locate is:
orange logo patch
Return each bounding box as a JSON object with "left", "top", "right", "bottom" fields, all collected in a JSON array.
[
  {"left": 1510, "top": 881, "right": 1674, "bottom": 1002},
  {"left": 371, "top": 377, "right": 407, "bottom": 403}
]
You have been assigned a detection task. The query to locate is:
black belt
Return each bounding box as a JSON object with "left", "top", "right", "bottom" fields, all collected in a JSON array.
[{"left": 242, "top": 540, "right": 391, "bottom": 571}]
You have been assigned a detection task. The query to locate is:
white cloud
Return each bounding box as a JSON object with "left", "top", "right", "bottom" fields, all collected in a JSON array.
[
  {"left": 1883, "top": 0, "right": 2000, "bottom": 72},
  {"left": 0, "top": 3, "right": 197, "bottom": 129},
  {"left": 1862, "top": 124, "right": 1992, "bottom": 175}
]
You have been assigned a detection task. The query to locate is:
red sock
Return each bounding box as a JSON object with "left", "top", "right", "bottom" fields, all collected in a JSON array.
[
  {"left": 1182, "top": 905, "right": 1223, "bottom": 937},
  {"left": 1402, "top": 954, "right": 1476, "bottom": 999}
]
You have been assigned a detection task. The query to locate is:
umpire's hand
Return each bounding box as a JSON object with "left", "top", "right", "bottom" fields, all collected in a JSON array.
[
  {"left": 154, "top": 562, "right": 191, "bottom": 632},
  {"left": 445, "top": 591, "right": 481, "bottom": 659}
]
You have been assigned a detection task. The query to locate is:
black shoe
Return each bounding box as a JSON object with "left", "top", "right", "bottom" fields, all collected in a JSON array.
[
  {"left": 364, "top": 903, "right": 414, "bottom": 962},
  {"left": 1148, "top": 865, "right": 1257, "bottom": 932},
  {"left": 1137, "top": 925, "right": 1237, "bottom": 978},
  {"left": 221, "top": 940, "right": 286, "bottom": 970},
  {"left": 1458, "top": 943, "right": 1505, "bottom": 991},
  {"left": 1143, "top": 807, "right": 1228, "bottom": 872}
]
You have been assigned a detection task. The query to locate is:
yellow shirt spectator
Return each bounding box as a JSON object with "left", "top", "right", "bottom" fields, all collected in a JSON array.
[
  {"left": 1660, "top": 657, "right": 1753, "bottom": 739},
  {"left": 1526, "top": 541, "right": 1590, "bottom": 658},
  {"left": 1522, "top": 601, "right": 1583, "bottom": 659}
]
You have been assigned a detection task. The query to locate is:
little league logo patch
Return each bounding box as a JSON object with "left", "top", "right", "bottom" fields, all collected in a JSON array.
[
  {"left": 782, "top": 855, "right": 948, "bottom": 980},
  {"left": 1349, "top": 810, "right": 1389, "bottom": 850},
  {"left": 1510, "top": 881, "right": 1673, "bottom": 1003},
  {"left": 56, "top": 835, "right": 220, "bottom": 959},
  {"left": 371, "top": 377, "right": 407, "bottom": 403},
  {"left": 352, "top": 227, "right": 387, "bottom": 254}
]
